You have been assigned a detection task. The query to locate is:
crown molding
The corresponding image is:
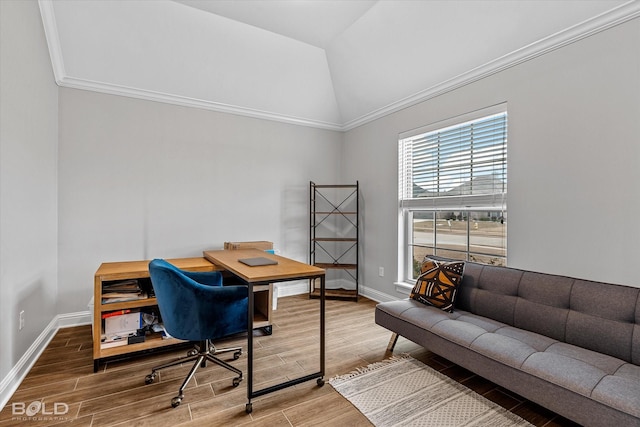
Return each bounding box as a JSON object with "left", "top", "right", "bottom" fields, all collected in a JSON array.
[
  {"left": 39, "top": 0, "right": 640, "bottom": 132},
  {"left": 342, "top": 0, "right": 640, "bottom": 131},
  {"left": 58, "top": 76, "right": 345, "bottom": 131},
  {"left": 39, "top": 0, "right": 66, "bottom": 83}
]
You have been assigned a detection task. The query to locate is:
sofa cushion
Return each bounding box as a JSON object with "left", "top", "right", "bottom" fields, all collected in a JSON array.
[
  {"left": 495, "top": 326, "right": 558, "bottom": 353},
  {"left": 521, "top": 352, "right": 609, "bottom": 397},
  {"left": 592, "top": 364, "right": 640, "bottom": 418},
  {"left": 430, "top": 319, "right": 489, "bottom": 347},
  {"left": 470, "top": 332, "right": 539, "bottom": 368},
  {"left": 513, "top": 271, "right": 572, "bottom": 341},
  {"left": 410, "top": 258, "right": 464, "bottom": 312},
  {"left": 546, "top": 342, "right": 626, "bottom": 375},
  {"left": 466, "top": 263, "right": 522, "bottom": 324},
  {"left": 471, "top": 327, "right": 558, "bottom": 368},
  {"left": 451, "top": 261, "right": 483, "bottom": 312},
  {"left": 565, "top": 279, "right": 640, "bottom": 363}
]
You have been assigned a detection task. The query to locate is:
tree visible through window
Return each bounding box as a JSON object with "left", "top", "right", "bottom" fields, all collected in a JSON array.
[{"left": 399, "top": 106, "right": 507, "bottom": 281}]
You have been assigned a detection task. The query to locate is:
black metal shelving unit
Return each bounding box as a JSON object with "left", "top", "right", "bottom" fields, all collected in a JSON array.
[{"left": 309, "top": 181, "right": 359, "bottom": 301}]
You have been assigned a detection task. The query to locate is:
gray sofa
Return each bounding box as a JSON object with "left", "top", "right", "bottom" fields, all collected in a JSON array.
[{"left": 375, "top": 259, "right": 640, "bottom": 427}]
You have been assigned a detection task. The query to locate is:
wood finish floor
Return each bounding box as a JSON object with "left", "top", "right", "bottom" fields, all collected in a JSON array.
[{"left": 1, "top": 295, "right": 579, "bottom": 427}]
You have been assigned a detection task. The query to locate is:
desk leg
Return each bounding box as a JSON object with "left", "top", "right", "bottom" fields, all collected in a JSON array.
[
  {"left": 246, "top": 283, "right": 254, "bottom": 414},
  {"left": 319, "top": 274, "right": 325, "bottom": 384},
  {"left": 244, "top": 275, "right": 326, "bottom": 413}
]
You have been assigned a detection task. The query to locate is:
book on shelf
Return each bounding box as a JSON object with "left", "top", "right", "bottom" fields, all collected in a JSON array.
[
  {"left": 102, "top": 279, "right": 140, "bottom": 291},
  {"left": 102, "top": 279, "right": 149, "bottom": 303},
  {"left": 103, "top": 290, "right": 143, "bottom": 297},
  {"left": 101, "top": 293, "right": 148, "bottom": 304},
  {"left": 101, "top": 309, "right": 132, "bottom": 319}
]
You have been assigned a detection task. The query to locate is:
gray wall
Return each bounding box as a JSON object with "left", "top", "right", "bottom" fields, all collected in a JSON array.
[
  {"left": 343, "top": 17, "right": 640, "bottom": 299},
  {"left": 0, "top": 0, "right": 59, "bottom": 380},
  {"left": 57, "top": 88, "right": 343, "bottom": 314}
]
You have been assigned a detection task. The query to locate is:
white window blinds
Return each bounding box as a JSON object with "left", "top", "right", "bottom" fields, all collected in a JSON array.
[{"left": 399, "top": 109, "right": 507, "bottom": 210}]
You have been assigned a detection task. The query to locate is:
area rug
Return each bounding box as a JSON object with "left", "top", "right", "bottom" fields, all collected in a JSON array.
[{"left": 329, "top": 355, "right": 533, "bottom": 427}]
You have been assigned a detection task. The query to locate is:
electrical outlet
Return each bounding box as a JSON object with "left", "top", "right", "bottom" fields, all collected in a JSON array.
[
  {"left": 19, "top": 310, "right": 25, "bottom": 330},
  {"left": 378, "top": 267, "right": 384, "bottom": 277}
]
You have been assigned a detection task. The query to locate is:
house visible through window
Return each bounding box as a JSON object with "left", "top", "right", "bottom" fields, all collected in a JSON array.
[{"left": 399, "top": 105, "right": 507, "bottom": 282}]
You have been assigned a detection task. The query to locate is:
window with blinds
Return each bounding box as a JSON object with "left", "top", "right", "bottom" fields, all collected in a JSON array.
[
  {"left": 400, "top": 110, "right": 507, "bottom": 208},
  {"left": 398, "top": 105, "right": 508, "bottom": 282}
]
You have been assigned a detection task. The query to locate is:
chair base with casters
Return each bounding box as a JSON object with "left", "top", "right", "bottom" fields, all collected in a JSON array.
[{"left": 145, "top": 339, "right": 243, "bottom": 408}]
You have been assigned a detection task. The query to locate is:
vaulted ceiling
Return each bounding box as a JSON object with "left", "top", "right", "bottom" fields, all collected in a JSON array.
[{"left": 39, "top": 0, "right": 637, "bottom": 130}]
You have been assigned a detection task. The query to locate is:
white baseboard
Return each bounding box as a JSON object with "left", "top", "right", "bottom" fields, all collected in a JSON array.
[
  {"left": 274, "top": 278, "right": 370, "bottom": 297},
  {"left": 358, "top": 284, "right": 397, "bottom": 303},
  {"left": 274, "top": 280, "right": 308, "bottom": 298},
  {"left": 274, "top": 278, "right": 398, "bottom": 304},
  {"left": 0, "top": 311, "right": 91, "bottom": 411}
]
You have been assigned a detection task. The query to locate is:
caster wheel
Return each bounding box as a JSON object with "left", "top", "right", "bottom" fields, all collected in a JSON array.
[
  {"left": 317, "top": 378, "right": 325, "bottom": 387},
  {"left": 263, "top": 326, "right": 273, "bottom": 335},
  {"left": 187, "top": 349, "right": 198, "bottom": 357},
  {"left": 233, "top": 351, "right": 242, "bottom": 360},
  {"left": 171, "top": 396, "right": 182, "bottom": 408},
  {"left": 233, "top": 377, "right": 242, "bottom": 387},
  {"left": 145, "top": 374, "right": 156, "bottom": 384},
  {"left": 245, "top": 403, "right": 252, "bottom": 414}
]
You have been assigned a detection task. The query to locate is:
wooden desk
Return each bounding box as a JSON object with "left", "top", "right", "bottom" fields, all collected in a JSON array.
[
  {"left": 203, "top": 249, "right": 326, "bottom": 414},
  {"left": 92, "top": 257, "right": 274, "bottom": 371},
  {"left": 93, "top": 257, "right": 217, "bottom": 372}
]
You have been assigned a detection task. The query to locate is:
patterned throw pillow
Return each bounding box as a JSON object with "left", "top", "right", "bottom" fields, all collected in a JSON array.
[{"left": 410, "top": 258, "right": 465, "bottom": 312}]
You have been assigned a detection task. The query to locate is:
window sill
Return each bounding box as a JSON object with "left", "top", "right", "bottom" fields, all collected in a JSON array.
[{"left": 394, "top": 281, "right": 413, "bottom": 296}]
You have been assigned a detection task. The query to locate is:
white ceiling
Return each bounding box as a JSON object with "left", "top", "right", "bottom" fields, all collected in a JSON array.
[
  {"left": 175, "top": 0, "right": 378, "bottom": 48},
  {"left": 40, "top": 0, "right": 638, "bottom": 130}
]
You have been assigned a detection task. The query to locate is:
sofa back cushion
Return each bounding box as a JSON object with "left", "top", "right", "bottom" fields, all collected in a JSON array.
[
  {"left": 460, "top": 263, "right": 522, "bottom": 325},
  {"left": 455, "top": 261, "right": 640, "bottom": 365},
  {"left": 566, "top": 279, "right": 639, "bottom": 363},
  {"left": 516, "top": 271, "right": 572, "bottom": 342}
]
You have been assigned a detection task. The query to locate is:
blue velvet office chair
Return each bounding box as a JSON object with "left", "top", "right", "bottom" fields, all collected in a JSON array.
[{"left": 145, "top": 259, "right": 248, "bottom": 408}]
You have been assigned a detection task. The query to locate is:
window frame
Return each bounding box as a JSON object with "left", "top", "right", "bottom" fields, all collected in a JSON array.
[{"left": 397, "top": 104, "right": 508, "bottom": 290}]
